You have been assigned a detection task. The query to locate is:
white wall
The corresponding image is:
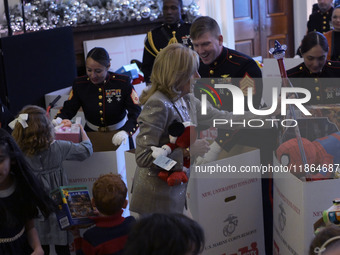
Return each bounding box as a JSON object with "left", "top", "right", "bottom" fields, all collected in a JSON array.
[
  {"left": 293, "top": 0, "right": 318, "bottom": 52},
  {"left": 196, "top": 0, "right": 235, "bottom": 49}
]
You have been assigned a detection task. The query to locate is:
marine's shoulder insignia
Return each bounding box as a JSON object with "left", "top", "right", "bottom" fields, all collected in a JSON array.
[
  {"left": 287, "top": 64, "right": 305, "bottom": 77},
  {"left": 111, "top": 73, "right": 131, "bottom": 83},
  {"left": 146, "top": 29, "right": 161, "bottom": 56},
  {"left": 226, "top": 49, "right": 252, "bottom": 66},
  {"left": 239, "top": 73, "right": 255, "bottom": 96},
  {"left": 326, "top": 60, "right": 340, "bottom": 69}
]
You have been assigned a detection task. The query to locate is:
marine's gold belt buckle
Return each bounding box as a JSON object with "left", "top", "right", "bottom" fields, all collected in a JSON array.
[{"left": 99, "top": 126, "right": 108, "bottom": 132}]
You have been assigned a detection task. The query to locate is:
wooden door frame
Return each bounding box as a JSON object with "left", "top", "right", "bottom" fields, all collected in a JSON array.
[{"left": 259, "top": 0, "right": 295, "bottom": 58}]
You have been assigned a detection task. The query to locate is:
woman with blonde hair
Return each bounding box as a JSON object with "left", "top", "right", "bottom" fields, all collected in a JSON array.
[
  {"left": 131, "top": 43, "right": 209, "bottom": 215},
  {"left": 129, "top": 43, "right": 278, "bottom": 215}
]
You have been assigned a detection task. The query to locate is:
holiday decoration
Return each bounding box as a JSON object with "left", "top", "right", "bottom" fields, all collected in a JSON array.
[{"left": 5, "top": 0, "right": 200, "bottom": 33}]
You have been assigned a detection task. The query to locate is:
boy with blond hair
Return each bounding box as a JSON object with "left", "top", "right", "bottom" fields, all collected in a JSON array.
[{"left": 72, "top": 174, "right": 135, "bottom": 255}]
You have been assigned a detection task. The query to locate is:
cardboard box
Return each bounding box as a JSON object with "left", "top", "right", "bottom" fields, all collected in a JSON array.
[
  {"left": 50, "top": 185, "right": 95, "bottom": 230},
  {"left": 55, "top": 124, "right": 81, "bottom": 143},
  {"left": 124, "top": 149, "right": 140, "bottom": 218},
  {"left": 62, "top": 133, "right": 131, "bottom": 254},
  {"left": 124, "top": 149, "right": 136, "bottom": 198},
  {"left": 63, "top": 131, "right": 130, "bottom": 217},
  {"left": 187, "top": 149, "right": 266, "bottom": 255},
  {"left": 272, "top": 168, "right": 340, "bottom": 255}
]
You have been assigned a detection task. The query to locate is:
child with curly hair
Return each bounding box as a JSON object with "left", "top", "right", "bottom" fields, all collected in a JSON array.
[{"left": 11, "top": 105, "right": 93, "bottom": 255}]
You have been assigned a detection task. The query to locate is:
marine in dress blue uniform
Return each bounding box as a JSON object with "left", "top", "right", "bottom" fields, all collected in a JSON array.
[
  {"left": 195, "top": 46, "right": 268, "bottom": 152},
  {"left": 287, "top": 60, "right": 340, "bottom": 105},
  {"left": 307, "top": 5, "right": 334, "bottom": 34},
  {"left": 190, "top": 16, "right": 275, "bottom": 255},
  {"left": 195, "top": 42, "right": 276, "bottom": 255},
  {"left": 296, "top": 3, "right": 334, "bottom": 57},
  {"left": 142, "top": 20, "right": 192, "bottom": 83},
  {"left": 56, "top": 72, "right": 141, "bottom": 136}
]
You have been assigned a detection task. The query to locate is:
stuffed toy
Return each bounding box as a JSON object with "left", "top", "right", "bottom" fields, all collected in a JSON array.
[
  {"left": 151, "top": 121, "right": 197, "bottom": 186},
  {"left": 276, "top": 132, "right": 340, "bottom": 181},
  {"left": 131, "top": 74, "right": 144, "bottom": 85},
  {"left": 323, "top": 199, "right": 340, "bottom": 226}
]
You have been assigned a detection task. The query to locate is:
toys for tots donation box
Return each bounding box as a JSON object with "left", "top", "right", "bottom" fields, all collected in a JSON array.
[{"left": 187, "top": 149, "right": 265, "bottom": 255}]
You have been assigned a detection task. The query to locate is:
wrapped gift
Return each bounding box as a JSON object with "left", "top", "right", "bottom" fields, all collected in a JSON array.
[
  {"left": 55, "top": 124, "right": 81, "bottom": 143},
  {"left": 115, "top": 63, "right": 139, "bottom": 79},
  {"left": 50, "top": 185, "right": 95, "bottom": 230}
]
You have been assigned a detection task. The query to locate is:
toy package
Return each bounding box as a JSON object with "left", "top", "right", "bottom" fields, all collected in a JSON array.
[
  {"left": 314, "top": 199, "right": 340, "bottom": 234},
  {"left": 50, "top": 185, "right": 95, "bottom": 230},
  {"left": 115, "top": 63, "right": 139, "bottom": 79},
  {"left": 276, "top": 108, "right": 340, "bottom": 181},
  {"left": 54, "top": 116, "right": 82, "bottom": 143},
  {"left": 323, "top": 199, "right": 340, "bottom": 225},
  {"left": 55, "top": 124, "right": 81, "bottom": 143},
  {"left": 151, "top": 121, "right": 197, "bottom": 186}
]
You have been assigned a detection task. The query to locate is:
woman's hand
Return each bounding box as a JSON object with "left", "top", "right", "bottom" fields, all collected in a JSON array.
[{"left": 190, "top": 139, "right": 210, "bottom": 157}]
